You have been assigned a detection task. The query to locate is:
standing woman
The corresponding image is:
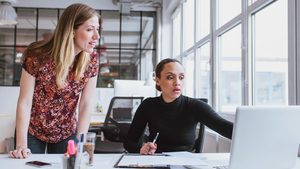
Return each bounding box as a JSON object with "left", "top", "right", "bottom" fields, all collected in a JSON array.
[
  {"left": 9, "top": 3, "right": 100, "bottom": 158},
  {"left": 124, "top": 58, "right": 234, "bottom": 155}
]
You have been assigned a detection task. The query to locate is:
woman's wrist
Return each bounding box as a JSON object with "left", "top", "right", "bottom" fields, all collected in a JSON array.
[{"left": 16, "top": 144, "right": 27, "bottom": 150}]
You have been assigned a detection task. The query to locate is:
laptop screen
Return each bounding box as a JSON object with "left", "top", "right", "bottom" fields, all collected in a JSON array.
[
  {"left": 113, "top": 108, "right": 132, "bottom": 121},
  {"left": 229, "top": 106, "right": 300, "bottom": 169}
]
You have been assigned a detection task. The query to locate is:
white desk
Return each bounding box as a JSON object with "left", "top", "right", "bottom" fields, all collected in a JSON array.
[{"left": 0, "top": 153, "right": 299, "bottom": 169}]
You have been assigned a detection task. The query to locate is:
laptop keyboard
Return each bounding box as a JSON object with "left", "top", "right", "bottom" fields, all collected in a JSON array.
[{"left": 213, "top": 166, "right": 229, "bottom": 169}]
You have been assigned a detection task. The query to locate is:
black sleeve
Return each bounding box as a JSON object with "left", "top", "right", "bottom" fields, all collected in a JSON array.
[
  {"left": 195, "top": 100, "right": 234, "bottom": 139},
  {"left": 124, "top": 100, "right": 148, "bottom": 153}
]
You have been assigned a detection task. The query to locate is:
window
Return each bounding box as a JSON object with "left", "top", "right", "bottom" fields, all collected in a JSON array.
[
  {"left": 183, "top": 0, "right": 195, "bottom": 51},
  {"left": 172, "top": 11, "right": 181, "bottom": 57},
  {"left": 218, "top": 0, "right": 241, "bottom": 28},
  {"left": 196, "top": 0, "right": 210, "bottom": 41},
  {"left": 38, "top": 9, "right": 57, "bottom": 41},
  {"left": 0, "top": 47, "right": 14, "bottom": 85},
  {"left": 219, "top": 25, "right": 242, "bottom": 111},
  {"left": 0, "top": 25, "right": 15, "bottom": 85},
  {"left": 184, "top": 52, "right": 195, "bottom": 97},
  {"left": 252, "top": 0, "right": 288, "bottom": 105},
  {"left": 0, "top": 8, "right": 157, "bottom": 88},
  {"left": 197, "top": 42, "right": 211, "bottom": 104},
  {"left": 172, "top": 0, "right": 294, "bottom": 114}
]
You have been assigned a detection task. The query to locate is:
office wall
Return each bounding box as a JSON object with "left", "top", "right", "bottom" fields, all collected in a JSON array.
[{"left": 0, "top": 87, "right": 19, "bottom": 154}]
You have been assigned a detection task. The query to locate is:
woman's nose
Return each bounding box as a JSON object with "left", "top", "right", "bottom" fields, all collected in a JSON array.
[
  {"left": 94, "top": 31, "right": 100, "bottom": 40},
  {"left": 174, "top": 78, "right": 180, "bottom": 86}
]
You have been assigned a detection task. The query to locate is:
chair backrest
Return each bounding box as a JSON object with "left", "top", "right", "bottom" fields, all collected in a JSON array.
[
  {"left": 102, "top": 96, "right": 144, "bottom": 142},
  {"left": 192, "top": 98, "right": 208, "bottom": 153}
]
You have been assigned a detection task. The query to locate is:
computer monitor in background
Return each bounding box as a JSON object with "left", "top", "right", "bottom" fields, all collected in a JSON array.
[
  {"left": 113, "top": 79, "right": 156, "bottom": 99},
  {"left": 113, "top": 80, "right": 156, "bottom": 116}
]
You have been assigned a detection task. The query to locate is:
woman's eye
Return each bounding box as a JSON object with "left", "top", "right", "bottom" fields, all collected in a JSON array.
[
  {"left": 167, "top": 76, "right": 173, "bottom": 80},
  {"left": 87, "top": 29, "right": 93, "bottom": 31},
  {"left": 180, "top": 76, "right": 184, "bottom": 80}
]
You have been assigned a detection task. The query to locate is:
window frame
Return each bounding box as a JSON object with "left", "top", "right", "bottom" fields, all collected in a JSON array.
[{"left": 171, "top": 0, "right": 299, "bottom": 115}]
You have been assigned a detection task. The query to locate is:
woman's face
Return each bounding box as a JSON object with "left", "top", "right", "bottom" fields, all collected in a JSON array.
[
  {"left": 73, "top": 15, "right": 100, "bottom": 55},
  {"left": 155, "top": 62, "right": 185, "bottom": 103}
]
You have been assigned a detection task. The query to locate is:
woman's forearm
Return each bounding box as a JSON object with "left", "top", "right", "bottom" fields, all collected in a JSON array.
[
  {"left": 77, "top": 104, "right": 92, "bottom": 138},
  {"left": 16, "top": 69, "right": 35, "bottom": 149},
  {"left": 77, "top": 76, "right": 97, "bottom": 137},
  {"left": 15, "top": 102, "right": 31, "bottom": 148}
]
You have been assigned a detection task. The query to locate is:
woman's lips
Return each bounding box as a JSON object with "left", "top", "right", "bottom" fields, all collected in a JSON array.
[
  {"left": 173, "top": 88, "right": 181, "bottom": 94},
  {"left": 89, "top": 42, "right": 96, "bottom": 47}
]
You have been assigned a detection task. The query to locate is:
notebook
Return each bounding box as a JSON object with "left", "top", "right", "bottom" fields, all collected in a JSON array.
[{"left": 228, "top": 106, "right": 300, "bottom": 169}]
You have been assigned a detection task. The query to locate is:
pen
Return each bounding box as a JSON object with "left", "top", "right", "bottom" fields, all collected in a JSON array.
[
  {"left": 74, "top": 133, "right": 84, "bottom": 169},
  {"left": 149, "top": 132, "right": 159, "bottom": 152}
]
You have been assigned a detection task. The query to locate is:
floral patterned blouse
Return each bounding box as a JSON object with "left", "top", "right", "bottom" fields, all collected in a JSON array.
[{"left": 22, "top": 49, "right": 99, "bottom": 143}]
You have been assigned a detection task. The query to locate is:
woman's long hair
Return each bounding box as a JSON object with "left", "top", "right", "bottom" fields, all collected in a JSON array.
[{"left": 21, "top": 3, "right": 100, "bottom": 88}]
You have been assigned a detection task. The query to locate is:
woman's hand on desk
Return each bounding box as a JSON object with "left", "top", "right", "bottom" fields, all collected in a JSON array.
[
  {"left": 9, "top": 146, "right": 31, "bottom": 159},
  {"left": 140, "top": 142, "right": 157, "bottom": 155}
]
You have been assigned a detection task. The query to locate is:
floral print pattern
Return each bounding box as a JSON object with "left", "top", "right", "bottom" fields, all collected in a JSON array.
[{"left": 22, "top": 49, "right": 99, "bottom": 143}]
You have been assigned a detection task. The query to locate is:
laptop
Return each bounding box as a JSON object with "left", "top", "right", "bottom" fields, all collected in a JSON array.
[
  {"left": 227, "top": 106, "right": 300, "bottom": 169},
  {"left": 112, "top": 108, "right": 132, "bottom": 121}
]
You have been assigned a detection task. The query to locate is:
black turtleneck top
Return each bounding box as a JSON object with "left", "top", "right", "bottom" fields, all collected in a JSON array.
[{"left": 124, "top": 94, "right": 233, "bottom": 153}]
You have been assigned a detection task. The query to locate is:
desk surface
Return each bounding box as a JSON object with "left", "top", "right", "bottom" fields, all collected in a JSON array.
[
  {"left": 90, "top": 113, "right": 106, "bottom": 125},
  {"left": 0, "top": 114, "right": 13, "bottom": 118},
  {"left": 0, "top": 153, "right": 299, "bottom": 169}
]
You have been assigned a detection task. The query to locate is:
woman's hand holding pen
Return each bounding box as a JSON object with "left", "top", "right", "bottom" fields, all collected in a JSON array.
[
  {"left": 140, "top": 132, "right": 159, "bottom": 155},
  {"left": 9, "top": 146, "right": 31, "bottom": 159},
  {"left": 140, "top": 142, "right": 157, "bottom": 155}
]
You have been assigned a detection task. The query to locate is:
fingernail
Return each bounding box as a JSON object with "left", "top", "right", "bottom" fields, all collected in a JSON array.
[{"left": 154, "top": 143, "right": 157, "bottom": 146}]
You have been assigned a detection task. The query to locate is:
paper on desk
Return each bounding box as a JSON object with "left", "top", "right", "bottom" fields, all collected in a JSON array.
[
  {"left": 118, "top": 155, "right": 140, "bottom": 166},
  {"left": 118, "top": 155, "right": 207, "bottom": 167},
  {"left": 163, "top": 151, "right": 207, "bottom": 160},
  {"left": 138, "top": 156, "right": 208, "bottom": 166},
  {"left": 184, "top": 159, "right": 229, "bottom": 169}
]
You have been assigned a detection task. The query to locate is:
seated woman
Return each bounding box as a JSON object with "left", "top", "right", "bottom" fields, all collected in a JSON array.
[{"left": 124, "top": 58, "right": 233, "bottom": 155}]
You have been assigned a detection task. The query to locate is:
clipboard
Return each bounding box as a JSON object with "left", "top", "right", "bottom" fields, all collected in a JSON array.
[{"left": 114, "top": 153, "right": 170, "bottom": 168}]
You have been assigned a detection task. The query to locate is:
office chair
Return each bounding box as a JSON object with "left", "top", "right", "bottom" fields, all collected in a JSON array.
[
  {"left": 89, "top": 96, "right": 144, "bottom": 153},
  {"left": 192, "top": 98, "right": 208, "bottom": 153}
]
